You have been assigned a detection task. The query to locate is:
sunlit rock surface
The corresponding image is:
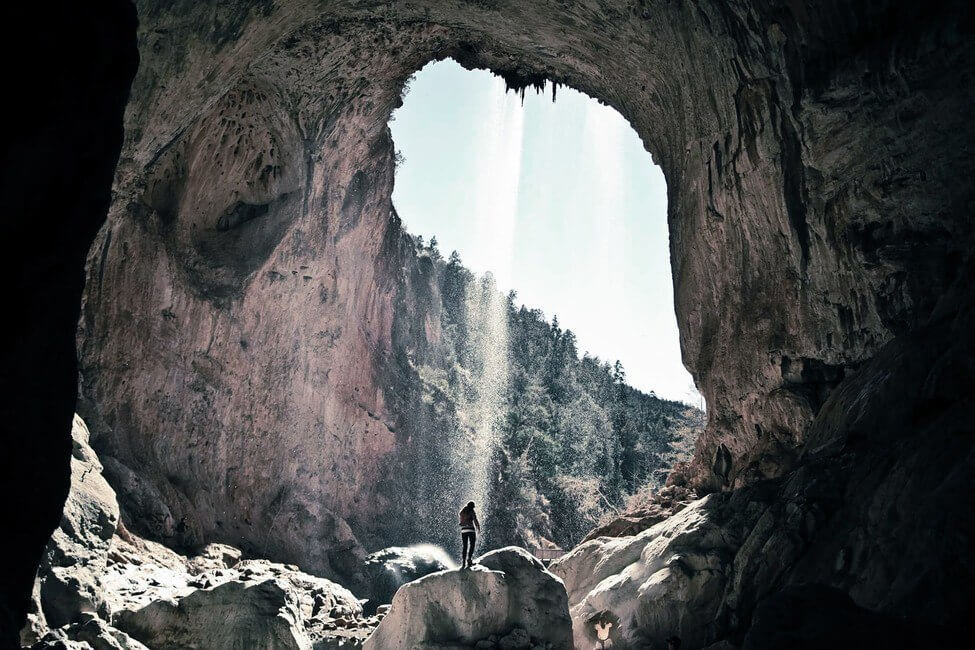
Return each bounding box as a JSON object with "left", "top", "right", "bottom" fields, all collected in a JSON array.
[
  {"left": 22, "top": 415, "right": 380, "bottom": 650},
  {"left": 363, "top": 547, "right": 571, "bottom": 650},
  {"left": 580, "top": 484, "right": 697, "bottom": 543},
  {"left": 30, "top": 613, "right": 149, "bottom": 650},
  {"left": 28, "top": 415, "right": 120, "bottom": 632}
]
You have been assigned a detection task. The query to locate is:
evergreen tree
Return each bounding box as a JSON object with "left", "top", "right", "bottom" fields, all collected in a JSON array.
[{"left": 395, "top": 233, "right": 704, "bottom": 549}]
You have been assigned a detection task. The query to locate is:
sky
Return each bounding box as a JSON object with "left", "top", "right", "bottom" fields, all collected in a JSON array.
[{"left": 389, "top": 59, "right": 700, "bottom": 405}]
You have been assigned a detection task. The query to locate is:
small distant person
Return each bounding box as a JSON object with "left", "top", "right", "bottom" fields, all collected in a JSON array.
[
  {"left": 666, "top": 636, "right": 681, "bottom": 650},
  {"left": 459, "top": 501, "right": 481, "bottom": 568}
]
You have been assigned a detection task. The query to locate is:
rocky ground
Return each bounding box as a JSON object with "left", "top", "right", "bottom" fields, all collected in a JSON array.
[
  {"left": 21, "top": 416, "right": 381, "bottom": 649},
  {"left": 22, "top": 415, "right": 573, "bottom": 650}
]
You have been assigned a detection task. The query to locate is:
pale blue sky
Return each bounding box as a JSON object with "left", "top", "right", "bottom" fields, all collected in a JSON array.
[{"left": 390, "top": 59, "right": 699, "bottom": 404}]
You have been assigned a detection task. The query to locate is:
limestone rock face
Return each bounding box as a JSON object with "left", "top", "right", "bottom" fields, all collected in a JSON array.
[
  {"left": 73, "top": 1, "right": 975, "bottom": 595},
  {"left": 363, "top": 547, "right": 572, "bottom": 650},
  {"left": 553, "top": 496, "right": 755, "bottom": 648},
  {"left": 554, "top": 287, "right": 975, "bottom": 646},
  {"left": 3, "top": 0, "right": 966, "bottom": 644}
]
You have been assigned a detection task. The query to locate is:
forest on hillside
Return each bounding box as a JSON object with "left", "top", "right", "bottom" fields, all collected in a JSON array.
[{"left": 380, "top": 235, "right": 703, "bottom": 552}]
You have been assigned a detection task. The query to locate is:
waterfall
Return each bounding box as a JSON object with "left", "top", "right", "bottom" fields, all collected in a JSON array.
[
  {"left": 460, "top": 273, "right": 510, "bottom": 543},
  {"left": 455, "top": 76, "right": 523, "bottom": 542}
]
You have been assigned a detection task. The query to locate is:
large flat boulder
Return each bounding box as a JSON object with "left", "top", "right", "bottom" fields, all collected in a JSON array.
[
  {"left": 113, "top": 579, "right": 310, "bottom": 650},
  {"left": 364, "top": 547, "right": 572, "bottom": 650},
  {"left": 106, "top": 555, "right": 369, "bottom": 650}
]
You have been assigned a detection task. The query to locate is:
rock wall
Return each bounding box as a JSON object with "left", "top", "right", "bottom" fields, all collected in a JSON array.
[
  {"left": 79, "top": 0, "right": 974, "bottom": 571},
  {"left": 4, "top": 0, "right": 972, "bottom": 642},
  {"left": 552, "top": 283, "right": 975, "bottom": 645},
  {"left": 77, "top": 0, "right": 975, "bottom": 588}
]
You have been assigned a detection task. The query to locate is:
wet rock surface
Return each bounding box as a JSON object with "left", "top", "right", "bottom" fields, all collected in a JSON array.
[
  {"left": 363, "top": 547, "right": 571, "bottom": 650},
  {"left": 362, "top": 545, "right": 455, "bottom": 613}
]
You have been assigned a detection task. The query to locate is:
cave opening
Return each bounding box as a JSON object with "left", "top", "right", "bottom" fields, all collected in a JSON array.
[
  {"left": 382, "top": 59, "right": 705, "bottom": 554},
  {"left": 9, "top": 2, "right": 974, "bottom": 647}
]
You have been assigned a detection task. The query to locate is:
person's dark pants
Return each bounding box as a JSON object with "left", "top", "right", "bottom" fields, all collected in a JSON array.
[{"left": 462, "top": 531, "right": 476, "bottom": 566}]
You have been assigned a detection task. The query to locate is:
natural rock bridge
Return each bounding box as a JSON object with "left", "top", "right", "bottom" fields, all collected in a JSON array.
[{"left": 3, "top": 1, "right": 973, "bottom": 648}]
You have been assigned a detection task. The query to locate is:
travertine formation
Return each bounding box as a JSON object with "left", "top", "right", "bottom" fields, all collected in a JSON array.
[{"left": 3, "top": 0, "right": 974, "bottom": 645}]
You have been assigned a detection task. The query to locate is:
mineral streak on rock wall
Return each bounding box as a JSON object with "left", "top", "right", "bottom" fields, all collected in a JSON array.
[{"left": 75, "top": 0, "right": 974, "bottom": 604}]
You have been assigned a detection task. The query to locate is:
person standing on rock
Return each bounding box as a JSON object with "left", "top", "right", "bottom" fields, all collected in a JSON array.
[{"left": 459, "top": 501, "right": 481, "bottom": 568}]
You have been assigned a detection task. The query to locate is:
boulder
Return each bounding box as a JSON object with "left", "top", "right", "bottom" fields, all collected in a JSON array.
[
  {"left": 111, "top": 558, "right": 367, "bottom": 650},
  {"left": 551, "top": 495, "right": 760, "bottom": 649},
  {"left": 114, "top": 579, "right": 310, "bottom": 650},
  {"left": 20, "top": 414, "right": 377, "bottom": 649},
  {"left": 29, "top": 613, "right": 149, "bottom": 650},
  {"left": 363, "top": 545, "right": 455, "bottom": 611},
  {"left": 363, "top": 547, "right": 572, "bottom": 650},
  {"left": 186, "top": 543, "right": 243, "bottom": 575}
]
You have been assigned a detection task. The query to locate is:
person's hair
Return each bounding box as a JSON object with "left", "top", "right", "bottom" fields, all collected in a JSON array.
[
  {"left": 666, "top": 637, "right": 681, "bottom": 649},
  {"left": 467, "top": 501, "right": 475, "bottom": 509}
]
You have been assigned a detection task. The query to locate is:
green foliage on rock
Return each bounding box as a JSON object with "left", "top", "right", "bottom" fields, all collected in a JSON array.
[{"left": 381, "top": 236, "right": 702, "bottom": 552}]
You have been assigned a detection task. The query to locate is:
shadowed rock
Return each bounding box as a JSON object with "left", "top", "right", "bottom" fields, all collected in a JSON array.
[{"left": 31, "top": 416, "right": 120, "bottom": 631}]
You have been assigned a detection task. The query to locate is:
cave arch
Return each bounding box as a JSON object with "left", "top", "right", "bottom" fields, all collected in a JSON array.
[{"left": 5, "top": 0, "right": 975, "bottom": 644}]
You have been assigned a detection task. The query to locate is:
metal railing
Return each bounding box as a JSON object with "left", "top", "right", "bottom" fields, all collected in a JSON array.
[{"left": 532, "top": 547, "right": 565, "bottom": 564}]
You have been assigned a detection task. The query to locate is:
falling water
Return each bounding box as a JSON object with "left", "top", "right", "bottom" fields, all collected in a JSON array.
[
  {"left": 454, "top": 76, "right": 524, "bottom": 542},
  {"left": 460, "top": 273, "right": 510, "bottom": 543}
]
